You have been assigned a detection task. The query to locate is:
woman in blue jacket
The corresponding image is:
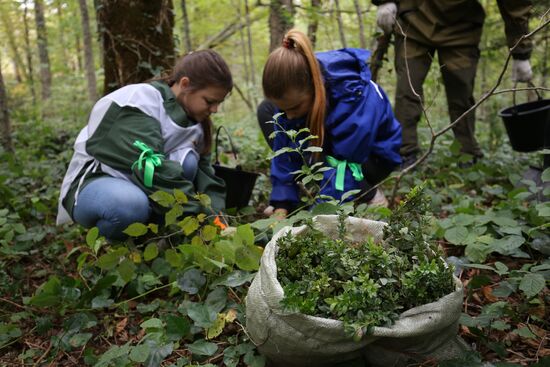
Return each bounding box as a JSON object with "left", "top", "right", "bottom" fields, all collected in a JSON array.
[{"left": 260, "top": 29, "right": 402, "bottom": 218}]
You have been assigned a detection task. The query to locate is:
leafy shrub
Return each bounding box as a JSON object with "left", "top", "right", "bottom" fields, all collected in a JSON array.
[{"left": 276, "top": 186, "right": 455, "bottom": 336}]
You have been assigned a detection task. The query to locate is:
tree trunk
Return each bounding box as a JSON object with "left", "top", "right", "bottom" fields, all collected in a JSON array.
[
  {"left": 268, "top": 0, "right": 294, "bottom": 52},
  {"left": 93, "top": 0, "right": 104, "bottom": 72},
  {"left": 233, "top": 0, "right": 250, "bottom": 88},
  {"left": 78, "top": 0, "right": 98, "bottom": 102},
  {"left": 0, "top": 11, "right": 27, "bottom": 82},
  {"left": 353, "top": 0, "right": 366, "bottom": 49},
  {"left": 542, "top": 24, "right": 548, "bottom": 89},
  {"left": 75, "top": 31, "right": 83, "bottom": 72},
  {"left": 334, "top": 0, "right": 347, "bottom": 48},
  {"left": 307, "top": 0, "right": 321, "bottom": 49},
  {"left": 12, "top": 60, "right": 23, "bottom": 83},
  {"left": 0, "top": 60, "right": 13, "bottom": 153},
  {"left": 244, "top": 0, "right": 256, "bottom": 86},
  {"left": 34, "top": 0, "right": 52, "bottom": 100},
  {"left": 55, "top": 0, "right": 69, "bottom": 72},
  {"left": 97, "top": 0, "right": 176, "bottom": 94},
  {"left": 23, "top": 0, "right": 36, "bottom": 105},
  {"left": 181, "top": 0, "right": 192, "bottom": 52}
]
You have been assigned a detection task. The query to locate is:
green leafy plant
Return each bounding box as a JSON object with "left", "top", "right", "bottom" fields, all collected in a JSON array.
[
  {"left": 268, "top": 112, "right": 336, "bottom": 207},
  {"left": 18, "top": 189, "right": 265, "bottom": 367},
  {"left": 276, "top": 187, "right": 455, "bottom": 337}
]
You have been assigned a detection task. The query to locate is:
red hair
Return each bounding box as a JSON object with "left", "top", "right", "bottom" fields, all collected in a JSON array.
[{"left": 262, "top": 29, "right": 326, "bottom": 148}]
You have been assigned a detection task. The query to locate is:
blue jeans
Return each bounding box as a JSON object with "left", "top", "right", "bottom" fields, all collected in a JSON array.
[
  {"left": 73, "top": 177, "right": 151, "bottom": 240},
  {"left": 72, "top": 154, "right": 199, "bottom": 240}
]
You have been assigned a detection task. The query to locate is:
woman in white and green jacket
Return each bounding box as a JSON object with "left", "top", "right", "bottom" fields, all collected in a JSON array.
[{"left": 57, "top": 50, "right": 233, "bottom": 240}]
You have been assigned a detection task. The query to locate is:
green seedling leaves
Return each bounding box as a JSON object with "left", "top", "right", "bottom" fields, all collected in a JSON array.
[
  {"left": 0, "top": 323, "right": 22, "bottom": 347},
  {"left": 173, "top": 189, "right": 188, "bottom": 204},
  {"left": 124, "top": 222, "right": 148, "bottom": 237},
  {"left": 186, "top": 303, "right": 217, "bottom": 328},
  {"left": 303, "top": 146, "right": 323, "bottom": 153},
  {"left": 244, "top": 351, "right": 266, "bottom": 367},
  {"left": 140, "top": 318, "right": 164, "bottom": 330},
  {"left": 129, "top": 343, "right": 150, "bottom": 363},
  {"left": 86, "top": 227, "right": 103, "bottom": 254},
  {"left": 97, "top": 247, "right": 129, "bottom": 270},
  {"left": 206, "top": 313, "right": 226, "bottom": 339},
  {"left": 210, "top": 270, "right": 255, "bottom": 288},
  {"left": 234, "top": 224, "right": 254, "bottom": 247},
  {"left": 235, "top": 245, "right": 262, "bottom": 271},
  {"left": 230, "top": 224, "right": 262, "bottom": 271},
  {"left": 311, "top": 202, "right": 339, "bottom": 215},
  {"left": 178, "top": 216, "right": 199, "bottom": 236},
  {"left": 91, "top": 295, "right": 114, "bottom": 309},
  {"left": 444, "top": 226, "right": 469, "bottom": 245},
  {"left": 536, "top": 202, "right": 550, "bottom": 217},
  {"left": 213, "top": 239, "right": 237, "bottom": 266},
  {"left": 519, "top": 273, "right": 545, "bottom": 298},
  {"left": 165, "top": 204, "right": 184, "bottom": 226},
  {"left": 205, "top": 287, "right": 227, "bottom": 314},
  {"left": 186, "top": 339, "right": 218, "bottom": 357},
  {"left": 465, "top": 243, "right": 492, "bottom": 263},
  {"left": 165, "top": 248, "right": 184, "bottom": 268},
  {"left": 29, "top": 276, "right": 62, "bottom": 307},
  {"left": 144, "top": 340, "right": 173, "bottom": 367},
  {"left": 165, "top": 315, "right": 190, "bottom": 341},
  {"left": 177, "top": 268, "right": 206, "bottom": 294},
  {"left": 150, "top": 191, "right": 175, "bottom": 207},
  {"left": 144, "top": 243, "right": 159, "bottom": 261},
  {"left": 491, "top": 235, "right": 525, "bottom": 257},
  {"left": 94, "top": 343, "right": 132, "bottom": 367},
  {"left": 195, "top": 193, "right": 211, "bottom": 208},
  {"left": 513, "top": 326, "right": 537, "bottom": 339},
  {"left": 201, "top": 224, "right": 218, "bottom": 242},
  {"left": 117, "top": 258, "right": 136, "bottom": 283}
]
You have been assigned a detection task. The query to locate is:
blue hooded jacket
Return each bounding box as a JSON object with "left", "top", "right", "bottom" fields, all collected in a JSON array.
[{"left": 270, "top": 48, "right": 402, "bottom": 206}]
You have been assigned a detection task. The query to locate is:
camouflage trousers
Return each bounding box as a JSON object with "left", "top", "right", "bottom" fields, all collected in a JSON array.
[{"left": 394, "top": 35, "right": 483, "bottom": 158}]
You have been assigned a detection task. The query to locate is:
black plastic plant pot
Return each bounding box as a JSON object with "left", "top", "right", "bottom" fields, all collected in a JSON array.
[
  {"left": 498, "top": 86, "right": 550, "bottom": 153},
  {"left": 213, "top": 126, "right": 259, "bottom": 209},
  {"left": 214, "top": 164, "right": 259, "bottom": 209}
]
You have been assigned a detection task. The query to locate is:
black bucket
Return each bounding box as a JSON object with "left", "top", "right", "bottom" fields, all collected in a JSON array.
[
  {"left": 498, "top": 85, "right": 550, "bottom": 152},
  {"left": 213, "top": 126, "right": 259, "bottom": 209}
]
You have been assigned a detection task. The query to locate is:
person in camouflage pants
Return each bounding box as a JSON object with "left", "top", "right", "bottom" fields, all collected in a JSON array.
[{"left": 374, "top": 0, "right": 534, "bottom": 166}]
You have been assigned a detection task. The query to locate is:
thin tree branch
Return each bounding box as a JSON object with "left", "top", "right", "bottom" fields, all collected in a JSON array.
[
  {"left": 387, "top": 16, "right": 550, "bottom": 204},
  {"left": 350, "top": 15, "right": 550, "bottom": 207}
]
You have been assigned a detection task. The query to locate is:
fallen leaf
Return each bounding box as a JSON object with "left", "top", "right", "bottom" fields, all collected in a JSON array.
[
  {"left": 224, "top": 309, "right": 237, "bottom": 323},
  {"left": 482, "top": 286, "right": 498, "bottom": 302},
  {"left": 115, "top": 318, "right": 128, "bottom": 335}
]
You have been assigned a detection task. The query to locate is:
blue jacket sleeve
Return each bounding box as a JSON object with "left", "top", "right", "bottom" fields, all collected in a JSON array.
[
  {"left": 269, "top": 123, "right": 301, "bottom": 204},
  {"left": 369, "top": 83, "right": 402, "bottom": 167}
]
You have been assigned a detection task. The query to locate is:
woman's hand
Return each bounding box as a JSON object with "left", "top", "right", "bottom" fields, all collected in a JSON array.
[
  {"left": 272, "top": 208, "right": 288, "bottom": 219},
  {"left": 263, "top": 205, "right": 288, "bottom": 219}
]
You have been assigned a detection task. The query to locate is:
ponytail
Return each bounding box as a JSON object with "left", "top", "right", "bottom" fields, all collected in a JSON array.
[{"left": 262, "top": 29, "right": 327, "bottom": 148}]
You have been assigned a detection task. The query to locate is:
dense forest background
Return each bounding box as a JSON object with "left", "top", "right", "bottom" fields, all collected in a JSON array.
[
  {"left": 0, "top": 1, "right": 549, "bottom": 366},
  {"left": 1, "top": 0, "right": 548, "bottom": 127}
]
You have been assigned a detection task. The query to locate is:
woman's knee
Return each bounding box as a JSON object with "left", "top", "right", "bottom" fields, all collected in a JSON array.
[{"left": 74, "top": 177, "right": 151, "bottom": 229}]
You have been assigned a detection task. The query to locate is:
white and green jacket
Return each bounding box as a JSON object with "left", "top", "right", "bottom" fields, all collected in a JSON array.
[{"left": 57, "top": 81, "right": 226, "bottom": 225}]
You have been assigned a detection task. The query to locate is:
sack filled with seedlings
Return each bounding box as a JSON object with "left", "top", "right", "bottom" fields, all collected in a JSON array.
[{"left": 246, "top": 187, "right": 468, "bottom": 367}]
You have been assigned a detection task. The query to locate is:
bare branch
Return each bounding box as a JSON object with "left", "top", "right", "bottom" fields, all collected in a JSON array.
[{"left": 386, "top": 16, "right": 550, "bottom": 205}]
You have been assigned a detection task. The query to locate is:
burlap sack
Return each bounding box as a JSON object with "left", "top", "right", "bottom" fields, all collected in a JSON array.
[{"left": 245, "top": 215, "right": 468, "bottom": 367}]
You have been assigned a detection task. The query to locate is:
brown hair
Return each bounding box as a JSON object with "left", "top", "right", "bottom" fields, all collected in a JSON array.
[
  {"left": 262, "top": 29, "right": 326, "bottom": 147},
  {"left": 164, "top": 50, "right": 233, "bottom": 154}
]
